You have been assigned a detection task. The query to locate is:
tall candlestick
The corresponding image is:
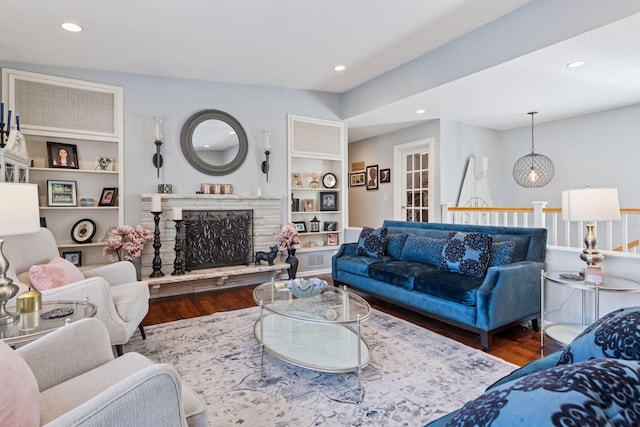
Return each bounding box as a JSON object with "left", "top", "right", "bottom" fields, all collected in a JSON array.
[
  {"left": 16, "top": 115, "right": 20, "bottom": 131},
  {"left": 149, "top": 211, "right": 164, "bottom": 278},
  {"left": 151, "top": 194, "right": 161, "bottom": 212},
  {"left": 172, "top": 219, "right": 185, "bottom": 276},
  {"left": 1, "top": 102, "right": 4, "bottom": 122},
  {"left": 172, "top": 207, "right": 182, "bottom": 220},
  {"left": 6, "top": 110, "right": 11, "bottom": 131}
]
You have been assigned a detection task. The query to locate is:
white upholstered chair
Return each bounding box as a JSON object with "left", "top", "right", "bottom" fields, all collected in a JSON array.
[
  {"left": 9, "top": 317, "right": 207, "bottom": 426},
  {"left": 1, "top": 228, "right": 149, "bottom": 355}
]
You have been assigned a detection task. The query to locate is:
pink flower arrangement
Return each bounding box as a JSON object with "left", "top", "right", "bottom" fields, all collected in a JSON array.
[
  {"left": 103, "top": 225, "right": 153, "bottom": 262},
  {"left": 310, "top": 172, "right": 320, "bottom": 182},
  {"left": 279, "top": 223, "right": 300, "bottom": 249}
]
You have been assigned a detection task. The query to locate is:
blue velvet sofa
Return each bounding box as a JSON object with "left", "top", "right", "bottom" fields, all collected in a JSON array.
[
  {"left": 332, "top": 220, "right": 547, "bottom": 351},
  {"left": 427, "top": 306, "right": 640, "bottom": 426}
]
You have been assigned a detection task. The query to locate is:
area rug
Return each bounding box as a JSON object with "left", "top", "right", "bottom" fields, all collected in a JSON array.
[{"left": 124, "top": 308, "right": 517, "bottom": 426}]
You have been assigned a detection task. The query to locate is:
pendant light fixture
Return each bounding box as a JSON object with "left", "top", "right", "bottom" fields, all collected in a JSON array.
[{"left": 512, "top": 112, "right": 554, "bottom": 187}]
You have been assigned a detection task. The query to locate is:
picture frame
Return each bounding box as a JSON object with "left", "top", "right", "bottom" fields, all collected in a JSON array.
[
  {"left": 47, "top": 180, "right": 78, "bottom": 207},
  {"left": 380, "top": 168, "right": 391, "bottom": 183},
  {"left": 327, "top": 233, "right": 338, "bottom": 246},
  {"left": 70, "top": 218, "right": 97, "bottom": 244},
  {"left": 95, "top": 157, "right": 114, "bottom": 171},
  {"left": 320, "top": 191, "right": 338, "bottom": 211},
  {"left": 350, "top": 172, "right": 365, "bottom": 187},
  {"left": 303, "top": 198, "right": 316, "bottom": 212},
  {"left": 98, "top": 188, "right": 118, "bottom": 206},
  {"left": 366, "top": 165, "right": 379, "bottom": 190},
  {"left": 47, "top": 141, "right": 79, "bottom": 169},
  {"left": 62, "top": 251, "right": 82, "bottom": 266},
  {"left": 323, "top": 221, "right": 338, "bottom": 231},
  {"left": 292, "top": 221, "right": 307, "bottom": 233},
  {"left": 291, "top": 173, "right": 303, "bottom": 188}
]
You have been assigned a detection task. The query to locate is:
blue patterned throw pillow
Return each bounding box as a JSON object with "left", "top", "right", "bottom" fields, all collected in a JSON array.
[
  {"left": 488, "top": 240, "right": 516, "bottom": 267},
  {"left": 385, "top": 233, "right": 409, "bottom": 259},
  {"left": 446, "top": 358, "right": 640, "bottom": 427},
  {"left": 439, "top": 231, "right": 492, "bottom": 278},
  {"left": 399, "top": 234, "right": 446, "bottom": 266},
  {"left": 356, "top": 226, "right": 388, "bottom": 258},
  {"left": 557, "top": 306, "right": 640, "bottom": 366}
]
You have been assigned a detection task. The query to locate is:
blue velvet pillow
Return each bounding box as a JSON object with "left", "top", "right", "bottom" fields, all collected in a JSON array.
[
  {"left": 399, "top": 234, "right": 445, "bottom": 266},
  {"left": 446, "top": 358, "right": 640, "bottom": 426},
  {"left": 385, "top": 233, "right": 408, "bottom": 259},
  {"left": 439, "top": 231, "right": 492, "bottom": 278},
  {"left": 356, "top": 226, "right": 388, "bottom": 258},
  {"left": 557, "top": 306, "right": 640, "bottom": 366},
  {"left": 488, "top": 240, "right": 516, "bottom": 267}
]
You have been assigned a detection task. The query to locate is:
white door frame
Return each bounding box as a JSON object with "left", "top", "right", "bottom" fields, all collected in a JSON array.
[{"left": 393, "top": 138, "right": 434, "bottom": 221}]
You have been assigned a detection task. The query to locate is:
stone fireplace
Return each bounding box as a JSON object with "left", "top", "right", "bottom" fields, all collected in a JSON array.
[{"left": 140, "top": 194, "right": 284, "bottom": 280}]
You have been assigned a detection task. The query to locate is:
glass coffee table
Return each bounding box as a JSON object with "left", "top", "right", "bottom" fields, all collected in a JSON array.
[
  {"left": 253, "top": 280, "right": 371, "bottom": 399},
  {"left": 0, "top": 300, "right": 97, "bottom": 347}
]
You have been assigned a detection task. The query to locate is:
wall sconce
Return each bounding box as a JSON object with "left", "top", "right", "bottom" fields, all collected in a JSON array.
[
  {"left": 261, "top": 130, "right": 271, "bottom": 182},
  {"left": 152, "top": 116, "right": 164, "bottom": 178}
]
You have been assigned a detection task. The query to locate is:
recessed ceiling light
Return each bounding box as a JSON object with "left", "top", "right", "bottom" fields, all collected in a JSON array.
[
  {"left": 415, "top": 109, "right": 426, "bottom": 114},
  {"left": 334, "top": 65, "right": 346, "bottom": 72},
  {"left": 61, "top": 22, "right": 82, "bottom": 32},
  {"left": 567, "top": 60, "right": 585, "bottom": 68}
]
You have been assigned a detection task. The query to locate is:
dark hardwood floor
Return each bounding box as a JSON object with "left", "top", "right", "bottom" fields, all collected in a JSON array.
[{"left": 143, "top": 274, "right": 561, "bottom": 367}]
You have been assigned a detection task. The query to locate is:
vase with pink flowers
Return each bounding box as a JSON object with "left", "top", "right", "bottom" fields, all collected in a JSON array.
[{"left": 279, "top": 223, "right": 300, "bottom": 279}]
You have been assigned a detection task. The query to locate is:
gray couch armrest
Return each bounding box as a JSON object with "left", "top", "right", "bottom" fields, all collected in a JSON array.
[
  {"left": 43, "top": 364, "right": 188, "bottom": 427},
  {"left": 475, "top": 261, "right": 544, "bottom": 330},
  {"left": 18, "top": 318, "right": 114, "bottom": 392}
]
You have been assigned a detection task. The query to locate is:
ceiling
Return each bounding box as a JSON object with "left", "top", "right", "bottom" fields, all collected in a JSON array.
[{"left": 2, "top": 0, "right": 640, "bottom": 142}]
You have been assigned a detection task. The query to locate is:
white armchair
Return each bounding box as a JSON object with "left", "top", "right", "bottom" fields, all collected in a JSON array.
[
  {"left": 1, "top": 228, "right": 149, "bottom": 355},
  {"left": 15, "top": 317, "right": 207, "bottom": 426}
]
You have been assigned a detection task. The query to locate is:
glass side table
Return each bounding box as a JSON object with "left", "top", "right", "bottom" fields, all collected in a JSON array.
[
  {"left": 0, "top": 300, "right": 97, "bottom": 347},
  {"left": 541, "top": 271, "right": 640, "bottom": 347}
]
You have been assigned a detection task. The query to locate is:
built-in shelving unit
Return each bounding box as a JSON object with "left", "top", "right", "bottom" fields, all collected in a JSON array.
[
  {"left": 2, "top": 68, "right": 124, "bottom": 267},
  {"left": 287, "top": 114, "right": 346, "bottom": 274}
]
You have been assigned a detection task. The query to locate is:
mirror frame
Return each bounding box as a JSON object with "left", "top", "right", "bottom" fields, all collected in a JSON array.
[{"left": 180, "top": 109, "right": 248, "bottom": 176}]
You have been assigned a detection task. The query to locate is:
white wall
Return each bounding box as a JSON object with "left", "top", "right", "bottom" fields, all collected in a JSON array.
[{"left": 0, "top": 61, "right": 342, "bottom": 227}]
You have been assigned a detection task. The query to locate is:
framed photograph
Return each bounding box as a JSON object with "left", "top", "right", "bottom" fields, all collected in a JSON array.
[
  {"left": 380, "top": 168, "right": 391, "bottom": 183},
  {"left": 47, "top": 180, "right": 78, "bottom": 207},
  {"left": 327, "top": 233, "right": 338, "bottom": 246},
  {"left": 71, "top": 218, "right": 97, "bottom": 244},
  {"left": 98, "top": 188, "right": 118, "bottom": 206},
  {"left": 47, "top": 142, "right": 79, "bottom": 169},
  {"left": 292, "top": 221, "right": 307, "bottom": 233},
  {"left": 303, "top": 198, "right": 316, "bottom": 212},
  {"left": 291, "top": 173, "right": 303, "bottom": 188},
  {"left": 62, "top": 251, "right": 82, "bottom": 266},
  {"left": 366, "top": 165, "right": 379, "bottom": 190},
  {"left": 351, "top": 161, "right": 365, "bottom": 172},
  {"left": 323, "top": 221, "right": 338, "bottom": 231},
  {"left": 95, "top": 157, "right": 114, "bottom": 171},
  {"left": 320, "top": 191, "right": 338, "bottom": 211},
  {"left": 350, "top": 172, "right": 365, "bottom": 187}
]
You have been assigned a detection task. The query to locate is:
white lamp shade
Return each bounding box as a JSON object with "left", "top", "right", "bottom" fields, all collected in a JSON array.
[
  {"left": 0, "top": 183, "right": 41, "bottom": 236},
  {"left": 562, "top": 187, "right": 621, "bottom": 222}
]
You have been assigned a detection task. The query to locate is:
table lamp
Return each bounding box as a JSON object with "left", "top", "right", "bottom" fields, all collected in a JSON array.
[
  {"left": 0, "top": 183, "right": 41, "bottom": 323},
  {"left": 562, "top": 187, "right": 620, "bottom": 265}
]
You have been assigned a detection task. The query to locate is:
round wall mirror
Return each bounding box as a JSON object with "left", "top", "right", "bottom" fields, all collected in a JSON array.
[{"left": 180, "top": 109, "right": 248, "bottom": 175}]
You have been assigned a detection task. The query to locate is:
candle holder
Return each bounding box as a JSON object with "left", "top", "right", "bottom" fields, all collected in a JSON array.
[
  {"left": 149, "top": 211, "right": 165, "bottom": 278},
  {"left": 0, "top": 123, "right": 8, "bottom": 149},
  {"left": 172, "top": 219, "right": 185, "bottom": 276}
]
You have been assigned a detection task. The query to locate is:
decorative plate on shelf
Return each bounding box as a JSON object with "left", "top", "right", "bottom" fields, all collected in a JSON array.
[
  {"left": 322, "top": 173, "right": 337, "bottom": 188},
  {"left": 71, "top": 218, "right": 97, "bottom": 243}
]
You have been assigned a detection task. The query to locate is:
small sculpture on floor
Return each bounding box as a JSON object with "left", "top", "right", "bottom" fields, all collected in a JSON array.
[{"left": 255, "top": 245, "right": 278, "bottom": 266}]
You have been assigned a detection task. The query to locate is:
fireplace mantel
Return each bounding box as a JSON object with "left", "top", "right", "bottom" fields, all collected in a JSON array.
[{"left": 139, "top": 193, "right": 286, "bottom": 297}]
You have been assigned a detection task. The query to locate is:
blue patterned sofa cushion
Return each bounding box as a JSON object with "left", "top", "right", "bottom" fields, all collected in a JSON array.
[
  {"left": 356, "top": 227, "right": 388, "bottom": 258},
  {"left": 439, "top": 231, "right": 492, "bottom": 278},
  {"left": 445, "top": 358, "right": 640, "bottom": 427},
  {"left": 557, "top": 306, "right": 640, "bottom": 365},
  {"left": 488, "top": 240, "right": 516, "bottom": 267},
  {"left": 399, "top": 234, "right": 446, "bottom": 266},
  {"left": 385, "top": 233, "right": 409, "bottom": 259}
]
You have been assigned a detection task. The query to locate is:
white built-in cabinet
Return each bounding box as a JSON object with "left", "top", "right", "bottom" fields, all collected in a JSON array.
[
  {"left": 287, "top": 114, "right": 346, "bottom": 275},
  {"left": 1, "top": 68, "right": 124, "bottom": 267}
]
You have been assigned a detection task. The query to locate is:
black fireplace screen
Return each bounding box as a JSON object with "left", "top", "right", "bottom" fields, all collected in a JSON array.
[{"left": 182, "top": 209, "right": 253, "bottom": 270}]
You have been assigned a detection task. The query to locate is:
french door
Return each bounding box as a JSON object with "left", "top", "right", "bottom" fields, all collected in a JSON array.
[{"left": 393, "top": 139, "right": 434, "bottom": 222}]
